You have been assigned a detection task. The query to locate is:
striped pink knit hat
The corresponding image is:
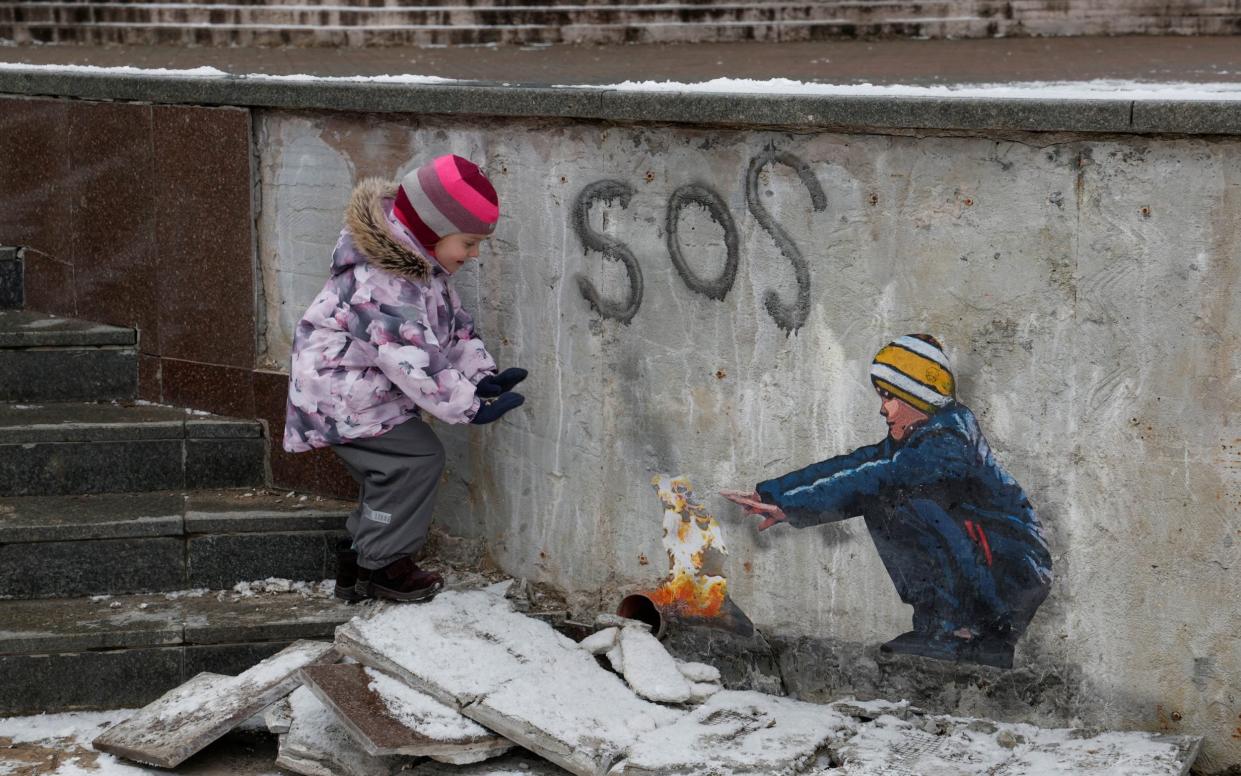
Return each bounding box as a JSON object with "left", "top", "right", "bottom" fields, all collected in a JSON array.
[{"left": 393, "top": 154, "right": 500, "bottom": 251}]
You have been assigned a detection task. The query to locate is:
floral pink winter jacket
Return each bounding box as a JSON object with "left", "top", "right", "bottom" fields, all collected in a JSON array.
[{"left": 283, "top": 179, "right": 496, "bottom": 453}]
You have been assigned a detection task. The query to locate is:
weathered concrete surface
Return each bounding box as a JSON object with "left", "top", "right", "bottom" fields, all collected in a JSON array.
[
  {"left": 298, "top": 663, "right": 512, "bottom": 762},
  {"left": 613, "top": 689, "right": 856, "bottom": 775},
  {"left": 92, "top": 640, "right": 335, "bottom": 767},
  {"left": 335, "top": 591, "right": 684, "bottom": 776},
  {"left": 256, "top": 110, "right": 1241, "bottom": 771}
]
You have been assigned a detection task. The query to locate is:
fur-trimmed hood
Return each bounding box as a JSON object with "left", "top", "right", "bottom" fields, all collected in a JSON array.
[{"left": 339, "top": 178, "right": 433, "bottom": 282}]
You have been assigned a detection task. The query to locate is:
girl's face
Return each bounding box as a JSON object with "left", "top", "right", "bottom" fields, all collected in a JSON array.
[{"left": 433, "top": 233, "right": 489, "bottom": 274}]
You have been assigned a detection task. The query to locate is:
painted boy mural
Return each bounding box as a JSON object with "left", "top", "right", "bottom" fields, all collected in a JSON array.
[{"left": 723, "top": 335, "right": 1052, "bottom": 669}]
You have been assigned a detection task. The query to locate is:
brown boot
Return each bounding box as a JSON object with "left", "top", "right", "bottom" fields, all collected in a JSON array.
[{"left": 369, "top": 556, "right": 443, "bottom": 603}]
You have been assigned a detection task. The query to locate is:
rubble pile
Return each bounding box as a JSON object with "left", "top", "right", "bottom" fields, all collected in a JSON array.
[{"left": 86, "top": 586, "right": 1201, "bottom": 776}]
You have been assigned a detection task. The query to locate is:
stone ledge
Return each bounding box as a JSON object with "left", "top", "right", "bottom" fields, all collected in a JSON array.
[
  {"left": 0, "top": 489, "right": 352, "bottom": 543},
  {"left": 2, "top": 71, "right": 1240, "bottom": 135},
  {"left": 0, "top": 310, "right": 135, "bottom": 348},
  {"left": 0, "top": 588, "right": 353, "bottom": 656},
  {"left": 0, "top": 402, "right": 261, "bottom": 443}
]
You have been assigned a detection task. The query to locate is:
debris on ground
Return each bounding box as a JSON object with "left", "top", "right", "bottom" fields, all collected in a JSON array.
[
  {"left": 618, "top": 624, "right": 693, "bottom": 704},
  {"left": 3, "top": 585, "right": 1202, "bottom": 776},
  {"left": 91, "top": 640, "right": 335, "bottom": 768},
  {"left": 276, "top": 685, "right": 415, "bottom": 776},
  {"left": 298, "top": 662, "right": 512, "bottom": 762}
]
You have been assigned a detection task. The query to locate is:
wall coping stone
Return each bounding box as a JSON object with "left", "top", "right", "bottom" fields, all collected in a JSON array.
[{"left": 2, "top": 70, "right": 1239, "bottom": 135}]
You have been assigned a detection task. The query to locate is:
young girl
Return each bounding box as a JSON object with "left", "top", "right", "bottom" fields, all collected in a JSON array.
[{"left": 283, "top": 154, "right": 527, "bottom": 603}]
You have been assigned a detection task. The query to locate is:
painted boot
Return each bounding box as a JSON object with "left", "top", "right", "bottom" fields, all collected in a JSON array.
[
  {"left": 333, "top": 538, "right": 367, "bottom": 603},
  {"left": 368, "top": 556, "right": 443, "bottom": 603},
  {"left": 879, "top": 630, "right": 966, "bottom": 663}
]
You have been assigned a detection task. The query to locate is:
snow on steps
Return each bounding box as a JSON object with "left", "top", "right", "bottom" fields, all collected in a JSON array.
[{"left": 0, "top": 580, "right": 356, "bottom": 716}]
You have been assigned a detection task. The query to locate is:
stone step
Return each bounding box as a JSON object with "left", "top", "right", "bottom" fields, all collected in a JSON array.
[
  {"left": 0, "top": 401, "right": 266, "bottom": 497},
  {"left": 0, "top": 1, "right": 958, "bottom": 27},
  {"left": 0, "top": 310, "right": 137, "bottom": 403},
  {"left": 0, "top": 488, "right": 353, "bottom": 598},
  {"left": 0, "top": 586, "right": 356, "bottom": 714},
  {"left": 3, "top": 0, "right": 1239, "bottom": 43},
  {"left": 0, "top": 247, "right": 20, "bottom": 310},
  {"left": 0, "top": 14, "right": 1000, "bottom": 45}
]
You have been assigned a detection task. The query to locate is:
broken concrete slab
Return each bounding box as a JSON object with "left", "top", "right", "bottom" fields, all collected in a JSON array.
[
  {"left": 612, "top": 690, "right": 857, "bottom": 775},
  {"left": 579, "top": 626, "right": 619, "bottom": 655},
  {"left": 619, "top": 626, "right": 692, "bottom": 704},
  {"left": 408, "top": 754, "right": 572, "bottom": 774},
  {"left": 605, "top": 644, "right": 625, "bottom": 674},
  {"left": 92, "top": 640, "right": 335, "bottom": 768},
  {"left": 277, "top": 685, "right": 415, "bottom": 776},
  {"left": 335, "top": 591, "right": 684, "bottom": 776},
  {"left": 687, "top": 682, "right": 722, "bottom": 704},
  {"left": 299, "top": 662, "right": 512, "bottom": 763},
  {"left": 264, "top": 697, "right": 293, "bottom": 734},
  {"left": 828, "top": 710, "right": 1201, "bottom": 776},
  {"left": 675, "top": 660, "right": 721, "bottom": 684}
]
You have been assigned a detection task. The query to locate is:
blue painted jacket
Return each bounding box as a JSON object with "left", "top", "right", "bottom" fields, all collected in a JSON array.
[{"left": 756, "top": 402, "right": 1051, "bottom": 565}]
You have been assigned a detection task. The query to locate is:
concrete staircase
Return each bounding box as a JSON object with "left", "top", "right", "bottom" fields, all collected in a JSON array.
[
  {"left": 0, "top": 250, "right": 357, "bottom": 715},
  {"left": 3, "top": 0, "right": 1239, "bottom": 47}
]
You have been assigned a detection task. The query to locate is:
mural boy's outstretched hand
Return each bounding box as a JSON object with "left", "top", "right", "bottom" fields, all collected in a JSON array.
[{"left": 720, "top": 489, "right": 789, "bottom": 532}]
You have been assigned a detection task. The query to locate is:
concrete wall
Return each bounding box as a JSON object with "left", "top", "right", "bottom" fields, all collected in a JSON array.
[{"left": 256, "top": 111, "right": 1240, "bottom": 771}]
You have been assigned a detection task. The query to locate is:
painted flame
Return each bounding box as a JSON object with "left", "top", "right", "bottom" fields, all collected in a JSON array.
[
  {"left": 649, "top": 474, "right": 730, "bottom": 619},
  {"left": 648, "top": 570, "right": 728, "bottom": 618}
]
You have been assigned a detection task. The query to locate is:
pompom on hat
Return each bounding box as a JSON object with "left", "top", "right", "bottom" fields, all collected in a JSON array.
[
  {"left": 870, "top": 334, "right": 956, "bottom": 415},
  {"left": 393, "top": 154, "right": 499, "bottom": 250}
]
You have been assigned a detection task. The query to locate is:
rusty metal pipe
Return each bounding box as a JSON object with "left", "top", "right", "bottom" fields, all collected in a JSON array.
[{"left": 617, "top": 592, "right": 668, "bottom": 639}]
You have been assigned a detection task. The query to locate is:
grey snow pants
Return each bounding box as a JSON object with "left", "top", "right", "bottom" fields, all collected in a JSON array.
[{"left": 331, "top": 416, "right": 446, "bottom": 570}]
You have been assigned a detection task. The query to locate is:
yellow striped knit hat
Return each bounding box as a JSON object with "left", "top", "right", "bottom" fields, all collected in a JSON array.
[{"left": 870, "top": 334, "right": 955, "bottom": 415}]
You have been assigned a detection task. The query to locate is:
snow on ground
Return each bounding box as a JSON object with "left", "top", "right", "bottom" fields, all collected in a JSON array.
[
  {"left": 0, "top": 710, "right": 155, "bottom": 775},
  {"left": 228, "top": 578, "right": 336, "bottom": 599},
  {"left": 2, "top": 61, "right": 1241, "bottom": 101}
]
